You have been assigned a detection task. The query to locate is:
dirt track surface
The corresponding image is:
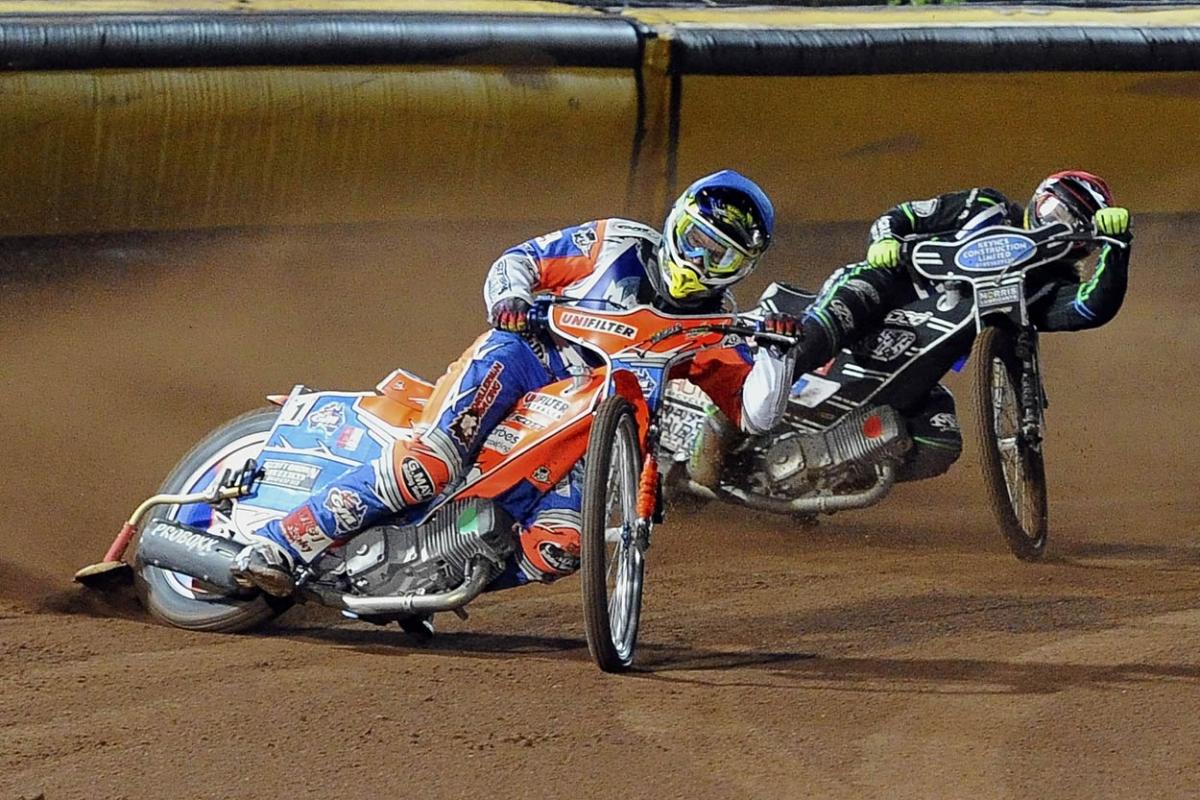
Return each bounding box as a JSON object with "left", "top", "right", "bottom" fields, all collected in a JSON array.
[{"left": 2, "top": 219, "right": 1199, "bottom": 799}]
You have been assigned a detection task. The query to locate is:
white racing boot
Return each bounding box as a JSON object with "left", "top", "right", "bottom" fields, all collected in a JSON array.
[
  {"left": 231, "top": 537, "right": 297, "bottom": 597},
  {"left": 687, "top": 408, "right": 737, "bottom": 491}
]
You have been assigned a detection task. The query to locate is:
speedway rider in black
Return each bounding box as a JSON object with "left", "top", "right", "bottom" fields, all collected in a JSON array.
[{"left": 729, "top": 170, "right": 1131, "bottom": 484}]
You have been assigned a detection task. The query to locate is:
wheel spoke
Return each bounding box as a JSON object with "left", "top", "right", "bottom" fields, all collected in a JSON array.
[
  {"left": 584, "top": 404, "right": 646, "bottom": 669},
  {"left": 157, "top": 429, "right": 269, "bottom": 601},
  {"left": 610, "top": 416, "right": 641, "bottom": 657},
  {"left": 610, "top": 553, "right": 627, "bottom": 637},
  {"left": 993, "top": 359, "right": 1026, "bottom": 525}
]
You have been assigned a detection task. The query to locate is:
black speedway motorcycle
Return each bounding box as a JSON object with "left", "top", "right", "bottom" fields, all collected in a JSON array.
[{"left": 662, "top": 221, "right": 1127, "bottom": 561}]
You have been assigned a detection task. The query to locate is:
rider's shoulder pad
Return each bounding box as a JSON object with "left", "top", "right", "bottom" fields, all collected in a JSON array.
[
  {"left": 604, "top": 218, "right": 662, "bottom": 244},
  {"left": 976, "top": 186, "right": 1014, "bottom": 207}
]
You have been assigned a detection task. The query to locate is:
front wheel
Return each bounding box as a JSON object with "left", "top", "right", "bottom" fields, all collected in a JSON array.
[
  {"left": 969, "top": 327, "right": 1048, "bottom": 561},
  {"left": 134, "top": 407, "right": 291, "bottom": 631},
  {"left": 580, "top": 396, "right": 645, "bottom": 672}
]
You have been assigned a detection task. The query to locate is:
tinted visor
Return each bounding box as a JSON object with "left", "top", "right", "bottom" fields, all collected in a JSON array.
[
  {"left": 1034, "top": 194, "right": 1082, "bottom": 229},
  {"left": 673, "top": 213, "right": 758, "bottom": 284}
]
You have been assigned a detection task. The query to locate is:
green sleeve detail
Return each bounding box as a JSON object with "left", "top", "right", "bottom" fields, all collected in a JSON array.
[
  {"left": 815, "top": 263, "right": 877, "bottom": 311},
  {"left": 913, "top": 436, "right": 960, "bottom": 451},
  {"left": 1076, "top": 245, "right": 1110, "bottom": 304},
  {"left": 900, "top": 203, "right": 916, "bottom": 226},
  {"left": 977, "top": 196, "right": 997, "bottom": 206},
  {"left": 810, "top": 306, "right": 836, "bottom": 337}
]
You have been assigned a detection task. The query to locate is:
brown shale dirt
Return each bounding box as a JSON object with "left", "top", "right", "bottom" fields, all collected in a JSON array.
[{"left": 0, "top": 219, "right": 1198, "bottom": 799}]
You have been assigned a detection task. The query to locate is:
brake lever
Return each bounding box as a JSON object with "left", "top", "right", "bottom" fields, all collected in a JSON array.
[
  {"left": 720, "top": 324, "right": 799, "bottom": 348},
  {"left": 1093, "top": 233, "right": 1129, "bottom": 250}
]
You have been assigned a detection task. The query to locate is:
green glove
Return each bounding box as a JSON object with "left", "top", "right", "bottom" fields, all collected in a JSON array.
[
  {"left": 866, "top": 238, "right": 901, "bottom": 268},
  {"left": 1094, "top": 207, "right": 1130, "bottom": 236}
]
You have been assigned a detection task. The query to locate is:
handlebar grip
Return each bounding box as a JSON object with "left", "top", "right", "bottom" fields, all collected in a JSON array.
[
  {"left": 723, "top": 324, "right": 800, "bottom": 347},
  {"left": 526, "top": 300, "right": 551, "bottom": 333},
  {"left": 754, "top": 331, "right": 801, "bottom": 347},
  {"left": 1095, "top": 233, "right": 1129, "bottom": 250}
]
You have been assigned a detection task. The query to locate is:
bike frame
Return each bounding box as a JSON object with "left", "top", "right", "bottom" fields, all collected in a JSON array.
[{"left": 375, "top": 299, "right": 763, "bottom": 525}]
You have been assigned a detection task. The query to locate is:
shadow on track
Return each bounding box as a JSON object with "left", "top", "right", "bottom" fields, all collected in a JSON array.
[
  {"left": 630, "top": 652, "right": 1200, "bottom": 697},
  {"left": 270, "top": 619, "right": 807, "bottom": 667},
  {"left": 276, "top": 622, "right": 590, "bottom": 659},
  {"left": 273, "top": 620, "right": 1200, "bottom": 701},
  {"left": 1046, "top": 540, "right": 1200, "bottom": 572}
]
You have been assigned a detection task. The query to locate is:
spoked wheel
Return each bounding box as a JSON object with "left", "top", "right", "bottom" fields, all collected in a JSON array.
[
  {"left": 580, "top": 396, "right": 645, "bottom": 672},
  {"left": 969, "top": 327, "right": 1048, "bottom": 561}
]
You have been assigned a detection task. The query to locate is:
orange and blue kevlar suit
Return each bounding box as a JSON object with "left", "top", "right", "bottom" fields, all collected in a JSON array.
[{"left": 255, "top": 218, "right": 795, "bottom": 584}]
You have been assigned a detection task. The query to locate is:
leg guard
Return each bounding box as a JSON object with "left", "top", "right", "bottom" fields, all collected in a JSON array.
[
  {"left": 898, "top": 384, "right": 963, "bottom": 483},
  {"left": 516, "top": 462, "right": 584, "bottom": 582}
]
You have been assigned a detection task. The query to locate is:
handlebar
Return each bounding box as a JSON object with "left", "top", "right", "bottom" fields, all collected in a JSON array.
[
  {"left": 898, "top": 226, "right": 1128, "bottom": 260},
  {"left": 715, "top": 324, "right": 799, "bottom": 348},
  {"left": 1059, "top": 232, "right": 1129, "bottom": 250},
  {"left": 526, "top": 299, "right": 549, "bottom": 332},
  {"left": 526, "top": 296, "right": 624, "bottom": 332},
  {"left": 527, "top": 298, "right": 800, "bottom": 349}
]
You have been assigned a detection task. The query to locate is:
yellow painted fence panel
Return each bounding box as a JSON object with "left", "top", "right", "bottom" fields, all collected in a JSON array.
[
  {"left": 677, "top": 71, "right": 1200, "bottom": 223},
  {"left": 0, "top": 66, "right": 638, "bottom": 236}
]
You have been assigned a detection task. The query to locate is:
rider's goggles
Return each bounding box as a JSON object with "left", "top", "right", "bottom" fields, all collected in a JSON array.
[
  {"left": 671, "top": 211, "right": 760, "bottom": 286},
  {"left": 1033, "top": 194, "right": 1082, "bottom": 229}
]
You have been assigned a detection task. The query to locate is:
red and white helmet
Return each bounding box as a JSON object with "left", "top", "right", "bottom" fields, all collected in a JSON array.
[{"left": 1027, "top": 170, "right": 1113, "bottom": 231}]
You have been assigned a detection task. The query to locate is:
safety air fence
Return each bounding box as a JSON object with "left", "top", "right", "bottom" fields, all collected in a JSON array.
[{"left": 0, "top": 3, "right": 1198, "bottom": 237}]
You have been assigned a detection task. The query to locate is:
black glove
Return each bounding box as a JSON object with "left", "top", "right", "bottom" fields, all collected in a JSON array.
[
  {"left": 754, "top": 312, "right": 800, "bottom": 351},
  {"left": 491, "top": 297, "right": 531, "bottom": 333}
]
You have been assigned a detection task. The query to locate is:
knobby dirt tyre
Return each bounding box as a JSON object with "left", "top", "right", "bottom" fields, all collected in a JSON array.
[{"left": 968, "top": 327, "right": 1049, "bottom": 561}]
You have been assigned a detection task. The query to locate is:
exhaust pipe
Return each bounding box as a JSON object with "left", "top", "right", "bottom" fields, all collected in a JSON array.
[
  {"left": 339, "top": 557, "right": 493, "bottom": 616},
  {"left": 726, "top": 463, "right": 897, "bottom": 517},
  {"left": 135, "top": 519, "right": 245, "bottom": 593}
]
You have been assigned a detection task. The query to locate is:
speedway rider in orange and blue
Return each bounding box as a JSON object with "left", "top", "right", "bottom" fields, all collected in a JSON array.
[{"left": 232, "top": 170, "right": 800, "bottom": 597}]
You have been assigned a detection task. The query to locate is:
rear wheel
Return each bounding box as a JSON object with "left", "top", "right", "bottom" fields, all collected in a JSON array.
[
  {"left": 580, "top": 396, "right": 645, "bottom": 672},
  {"left": 969, "top": 328, "right": 1048, "bottom": 561},
  {"left": 134, "top": 407, "right": 291, "bottom": 631}
]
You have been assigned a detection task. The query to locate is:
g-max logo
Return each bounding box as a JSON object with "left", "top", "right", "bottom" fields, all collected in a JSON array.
[{"left": 560, "top": 312, "right": 637, "bottom": 339}]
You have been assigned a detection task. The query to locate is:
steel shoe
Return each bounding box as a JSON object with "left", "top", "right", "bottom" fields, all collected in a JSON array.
[{"left": 231, "top": 538, "right": 296, "bottom": 597}]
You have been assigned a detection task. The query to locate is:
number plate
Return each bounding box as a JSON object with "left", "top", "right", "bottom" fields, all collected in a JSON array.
[{"left": 977, "top": 284, "right": 1021, "bottom": 309}]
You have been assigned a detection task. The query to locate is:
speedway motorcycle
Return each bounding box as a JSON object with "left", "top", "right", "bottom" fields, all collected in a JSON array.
[
  {"left": 75, "top": 299, "right": 794, "bottom": 673},
  {"left": 662, "top": 221, "right": 1127, "bottom": 561}
]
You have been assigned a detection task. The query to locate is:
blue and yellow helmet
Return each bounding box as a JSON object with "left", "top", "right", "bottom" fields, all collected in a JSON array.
[{"left": 654, "top": 170, "right": 775, "bottom": 306}]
